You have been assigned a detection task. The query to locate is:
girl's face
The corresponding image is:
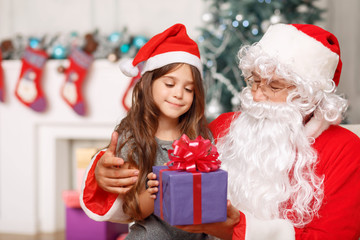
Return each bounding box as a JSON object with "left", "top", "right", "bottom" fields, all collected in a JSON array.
[{"left": 152, "top": 64, "right": 195, "bottom": 122}]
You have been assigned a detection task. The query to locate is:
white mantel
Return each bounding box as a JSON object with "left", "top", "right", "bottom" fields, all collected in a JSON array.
[{"left": 0, "top": 59, "right": 129, "bottom": 234}]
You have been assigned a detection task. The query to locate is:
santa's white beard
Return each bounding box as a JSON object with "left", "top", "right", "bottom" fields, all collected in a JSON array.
[{"left": 218, "top": 88, "right": 323, "bottom": 227}]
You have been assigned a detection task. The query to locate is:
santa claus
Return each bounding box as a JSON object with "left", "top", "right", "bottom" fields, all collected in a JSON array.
[{"left": 196, "top": 23, "right": 360, "bottom": 240}]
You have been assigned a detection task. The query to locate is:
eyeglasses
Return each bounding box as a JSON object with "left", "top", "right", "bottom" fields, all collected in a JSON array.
[{"left": 246, "top": 75, "right": 294, "bottom": 97}]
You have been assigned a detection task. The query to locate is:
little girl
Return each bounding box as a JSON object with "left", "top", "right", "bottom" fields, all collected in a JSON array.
[{"left": 80, "top": 24, "right": 211, "bottom": 239}]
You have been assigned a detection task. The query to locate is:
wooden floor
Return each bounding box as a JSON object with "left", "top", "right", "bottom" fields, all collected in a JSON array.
[{"left": 0, "top": 231, "right": 65, "bottom": 240}]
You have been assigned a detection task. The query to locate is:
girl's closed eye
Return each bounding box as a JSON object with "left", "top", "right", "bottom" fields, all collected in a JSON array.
[
  {"left": 185, "top": 86, "right": 194, "bottom": 93},
  {"left": 164, "top": 80, "right": 175, "bottom": 87}
]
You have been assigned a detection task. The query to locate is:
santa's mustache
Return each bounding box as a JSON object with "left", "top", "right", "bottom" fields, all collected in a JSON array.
[{"left": 239, "top": 87, "right": 303, "bottom": 123}]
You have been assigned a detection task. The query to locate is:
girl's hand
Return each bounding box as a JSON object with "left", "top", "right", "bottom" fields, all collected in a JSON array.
[
  {"left": 95, "top": 131, "right": 139, "bottom": 195},
  {"left": 175, "top": 200, "right": 240, "bottom": 240},
  {"left": 146, "top": 172, "right": 159, "bottom": 199}
]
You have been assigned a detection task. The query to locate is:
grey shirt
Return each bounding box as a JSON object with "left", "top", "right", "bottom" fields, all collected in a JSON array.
[{"left": 117, "top": 135, "right": 209, "bottom": 240}]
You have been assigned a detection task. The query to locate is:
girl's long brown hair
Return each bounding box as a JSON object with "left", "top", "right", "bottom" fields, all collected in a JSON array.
[{"left": 116, "top": 63, "right": 210, "bottom": 221}]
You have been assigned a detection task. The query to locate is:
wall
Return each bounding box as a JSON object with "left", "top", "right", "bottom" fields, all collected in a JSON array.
[
  {"left": 324, "top": 0, "right": 360, "bottom": 123},
  {"left": 0, "top": 0, "right": 205, "bottom": 40}
]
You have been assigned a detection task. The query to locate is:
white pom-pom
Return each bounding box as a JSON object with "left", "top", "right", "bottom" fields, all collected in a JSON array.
[{"left": 119, "top": 58, "right": 139, "bottom": 77}]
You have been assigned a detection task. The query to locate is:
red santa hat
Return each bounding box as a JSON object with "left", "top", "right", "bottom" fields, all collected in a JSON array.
[
  {"left": 120, "top": 23, "right": 203, "bottom": 77},
  {"left": 258, "top": 23, "right": 342, "bottom": 86}
]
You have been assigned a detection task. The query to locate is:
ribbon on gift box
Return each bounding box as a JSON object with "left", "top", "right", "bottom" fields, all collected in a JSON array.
[
  {"left": 167, "top": 134, "right": 221, "bottom": 172},
  {"left": 159, "top": 134, "right": 221, "bottom": 224}
]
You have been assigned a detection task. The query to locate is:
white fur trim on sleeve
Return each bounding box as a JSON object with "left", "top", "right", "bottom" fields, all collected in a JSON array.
[
  {"left": 244, "top": 211, "right": 295, "bottom": 240},
  {"left": 79, "top": 149, "right": 131, "bottom": 223}
]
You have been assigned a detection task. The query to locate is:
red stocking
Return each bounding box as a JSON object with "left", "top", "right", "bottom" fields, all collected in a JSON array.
[
  {"left": 0, "top": 51, "right": 4, "bottom": 102},
  {"left": 15, "top": 47, "right": 48, "bottom": 112},
  {"left": 61, "top": 47, "right": 93, "bottom": 116}
]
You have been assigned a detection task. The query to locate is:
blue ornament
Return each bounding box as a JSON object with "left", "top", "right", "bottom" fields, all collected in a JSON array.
[
  {"left": 242, "top": 20, "right": 250, "bottom": 28},
  {"left": 132, "top": 36, "right": 147, "bottom": 49},
  {"left": 251, "top": 27, "right": 259, "bottom": 36},
  {"left": 198, "top": 35, "right": 205, "bottom": 43},
  {"left": 206, "top": 60, "right": 214, "bottom": 68},
  {"left": 108, "top": 32, "right": 121, "bottom": 43},
  {"left": 52, "top": 45, "right": 67, "bottom": 59},
  {"left": 29, "top": 37, "right": 41, "bottom": 49},
  {"left": 120, "top": 43, "right": 130, "bottom": 53}
]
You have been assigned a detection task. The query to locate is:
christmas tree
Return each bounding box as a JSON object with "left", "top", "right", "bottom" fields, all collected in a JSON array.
[{"left": 198, "top": 0, "right": 324, "bottom": 120}]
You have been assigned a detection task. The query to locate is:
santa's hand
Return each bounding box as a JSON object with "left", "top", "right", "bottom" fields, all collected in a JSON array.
[
  {"left": 176, "top": 200, "right": 240, "bottom": 240},
  {"left": 95, "top": 131, "right": 139, "bottom": 195},
  {"left": 146, "top": 172, "right": 159, "bottom": 199}
]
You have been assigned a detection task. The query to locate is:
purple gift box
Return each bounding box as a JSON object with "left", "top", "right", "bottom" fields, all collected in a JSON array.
[
  {"left": 153, "top": 165, "right": 227, "bottom": 226},
  {"left": 66, "top": 207, "right": 128, "bottom": 240}
]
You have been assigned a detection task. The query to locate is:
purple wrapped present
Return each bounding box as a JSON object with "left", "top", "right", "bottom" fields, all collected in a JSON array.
[
  {"left": 152, "top": 134, "right": 228, "bottom": 226},
  {"left": 153, "top": 165, "right": 228, "bottom": 225},
  {"left": 66, "top": 207, "right": 128, "bottom": 240}
]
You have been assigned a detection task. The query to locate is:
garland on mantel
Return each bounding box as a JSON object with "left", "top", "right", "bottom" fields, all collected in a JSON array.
[{"left": 0, "top": 30, "right": 148, "bottom": 115}]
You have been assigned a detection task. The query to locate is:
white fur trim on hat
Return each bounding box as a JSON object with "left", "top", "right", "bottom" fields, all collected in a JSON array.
[
  {"left": 259, "top": 24, "right": 339, "bottom": 86},
  {"left": 141, "top": 51, "right": 203, "bottom": 77},
  {"left": 119, "top": 58, "right": 139, "bottom": 77}
]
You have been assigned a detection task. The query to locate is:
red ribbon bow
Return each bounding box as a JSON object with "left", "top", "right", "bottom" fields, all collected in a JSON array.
[{"left": 167, "top": 134, "right": 221, "bottom": 172}]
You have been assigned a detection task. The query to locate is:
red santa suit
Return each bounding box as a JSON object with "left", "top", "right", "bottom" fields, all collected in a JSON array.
[{"left": 209, "top": 112, "right": 360, "bottom": 240}]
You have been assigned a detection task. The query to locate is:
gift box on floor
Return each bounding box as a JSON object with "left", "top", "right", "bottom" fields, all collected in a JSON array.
[
  {"left": 153, "top": 165, "right": 228, "bottom": 226},
  {"left": 66, "top": 207, "right": 128, "bottom": 240}
]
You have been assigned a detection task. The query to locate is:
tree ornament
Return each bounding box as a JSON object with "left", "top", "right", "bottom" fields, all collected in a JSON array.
[
  {"left": 108, "top": 32, "right": 122, "bottom": 43},
  {"left": 231, "top": 95, "right": 241, "bottom": 108},
  {"left": 29, "top": 37, "right": 41, "bottom": 49},
  {"left": 51, "top": 44, "right": 67, "bottom": 59},
  {"left": 132, "top": 36, "right": 147, "bottom": 49},
  {"left": 206, "top": 97, "right": 225, "bottom": 121},
  {"left": 120, "top": 43, "right": 130, "bottom": 54},
  {"left": 107, "top": 51, "right": 119, "bottom": 62},
  {"left": 270, "top": 9, "right": 284, "bottom": 24},
  {"left": 297, "top": 4, "right": 309, "bottom": 13},
  {"left": 1, "top": 39, "right": 14, "bottom": 59},
  {"left": 251, "top": 25, "right": 259, "bottom": 36},
  {"left": 261, "top": 20, "right": 271, "bottom": 32},
  {"left": 15, "top": 47, "right": 48, "bottom": 112},
  {"left": 236, "top": 14, "right": 244, "bottom": 22},
  {"left": 202, "top": 12, "right": 215, "bottom": 23}
]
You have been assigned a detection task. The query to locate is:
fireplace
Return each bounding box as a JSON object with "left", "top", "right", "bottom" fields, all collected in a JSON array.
[{"left": 0, "top": 59, "right": 128, "bottom": 234}]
